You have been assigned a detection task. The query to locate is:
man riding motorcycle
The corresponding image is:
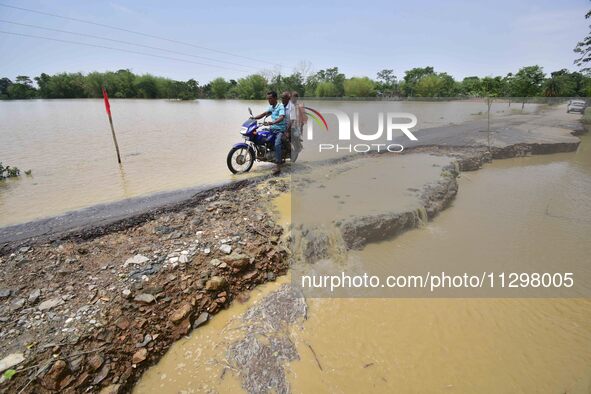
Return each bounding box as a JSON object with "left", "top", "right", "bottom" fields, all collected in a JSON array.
[{"left": 251, "top": 90, "right": 286, "bottom": 175}]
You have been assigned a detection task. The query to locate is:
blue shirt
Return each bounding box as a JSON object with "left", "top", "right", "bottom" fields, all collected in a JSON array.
[{"left": 267, "top": 103, "right": 286, "bottom": 132}]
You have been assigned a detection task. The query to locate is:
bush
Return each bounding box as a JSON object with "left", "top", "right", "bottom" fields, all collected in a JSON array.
[
  {"left": 0, "top": 162, "right": 20, "bottom": 179},
  {"left": 344, "top": 77, "right": 375, "bottom": 97},
  {"left": 235, "top": 75, "right": 268, "bottom": 100},
  {"left": 315, "top": 82, "right": 338, "bottom": 97}
]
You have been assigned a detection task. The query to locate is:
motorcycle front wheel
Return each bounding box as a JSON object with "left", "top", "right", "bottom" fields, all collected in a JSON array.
[{"left": 227, "top": 146, "right": 255, "bottom": 174}]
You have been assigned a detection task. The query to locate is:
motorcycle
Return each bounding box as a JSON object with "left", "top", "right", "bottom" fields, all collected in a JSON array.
[{"left": 226, "top": 108, "right": 301, "bottom": 174}]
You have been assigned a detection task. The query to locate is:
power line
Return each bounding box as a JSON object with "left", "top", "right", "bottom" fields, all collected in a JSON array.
[
  {"left": 0, "top": 19, "right": 256, "bottom": 70},
  {"left": 0, "top": 3, "right": 281, "bottom": 68},
  {"left": 0, "top": 30, "right": 250, "bottom": 72}
]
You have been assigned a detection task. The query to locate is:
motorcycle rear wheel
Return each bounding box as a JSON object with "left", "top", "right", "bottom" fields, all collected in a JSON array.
[{"left": 227, "top": 146, "right": 255, "bottom": 174}]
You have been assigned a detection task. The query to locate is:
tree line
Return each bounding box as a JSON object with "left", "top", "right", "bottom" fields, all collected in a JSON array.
[{"left": 1, "top": 65, "right": 589, "bottom": 101}]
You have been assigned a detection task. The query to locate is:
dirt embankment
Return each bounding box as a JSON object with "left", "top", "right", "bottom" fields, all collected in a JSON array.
[
  {"left": 294, "top": 134, "right": 583, "bottom": 262},
  {"left": 0, "top": 179, "right": 290, "bottom": 393}
]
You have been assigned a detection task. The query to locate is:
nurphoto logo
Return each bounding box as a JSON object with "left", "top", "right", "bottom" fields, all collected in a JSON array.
[{"left": 304, "top": 108, "right": 419, "bottom": 153}]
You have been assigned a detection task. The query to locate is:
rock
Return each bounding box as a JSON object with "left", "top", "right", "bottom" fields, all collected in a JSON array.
[
  {"left": 0, "top": 289, "right": 11, "bottom": 299},
  {"left": 132, "top": 348, "right": 148, "bottom": 364},
  {"left": 69, "top": 355, "right": 84, "bottom": 372},
  {"left": 122, "top": 289, "right": 132, "bottom": 299},
  {"left": 154, "top": 225, "right": 175, "bottom": 235},
  {"left": 39, "top": 297, "right": 64, "bottom": 311},
  {"left": 203, "top": 247, "right": 211, "bottom": 255},
  {"left": 43, "top": 360, "right": 68, "bottom": 390},
  {"left": 133, "top": 293, "right": 156, "bottom": 304},
  {"left": 205, "top": 276, "right": 227, "bottom": 292},
  {"left": 179, "top": 255, "right": 189, "bottom": 263},
  {"left": 28, "top": 288, "right": 41, "bottom": 303},
  {"left": 87, "top": 354, "right": 104, "bottom": 371},
  {"left": 144, "top": 286, "right": 163, "bottom": 295},
  {"left": 168, "top": 230, "right": 183, "bottom": 239},
  {"left": 210, "top": 258, "right": 222, "bottom": 267},
  {"left": 0, "top": 353, "right": 24, "bottom": 372},
  {"left": 115, "top": 316, "right": 131, "bottom": 330},
  {"left": 100, "top": 384, "right": 121, "bottom": 394},
  {"left": 242, "top": 271, "right": 258, "bottom": 281},
  {"left": 92, "top": 364, "right": 110, "bottom": 385},
  {"left": 124, "top": 254, "right": 149, "bottom": 267},
  {"left": 136, "top": 334, "right": 152, "bottom": 348},
  {"left": 219, "top": 244, "right": 232, "bottom": 254},
  {"left": 223, "top": 253, "right": 251, "bottom": 270},
  {"left": 193, "top": 312, "right": 210, "bottom": 328},
  {"left": 19, "top": 246, "right": 31, "bottom": 253},
  {"left": 10, "top": 298, "right": 25, "bottom": 311},
  {"left": 75, "top": 371, "right": 91, "bottom": 388},
  {"left": 170, "top": 303, "right": 193, "bottom": 324}
]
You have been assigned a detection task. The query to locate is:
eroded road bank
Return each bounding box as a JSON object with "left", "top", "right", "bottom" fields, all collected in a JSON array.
[
  {"left": 137, "top": 133, "right": 591, "bottom": 394},
  {"left": 0, "top": 105, "right": 588, "bottom": 393}
]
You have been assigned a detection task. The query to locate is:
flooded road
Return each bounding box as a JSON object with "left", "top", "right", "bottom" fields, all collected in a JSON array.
[
  {"left": 136, "top": 134, "right": 591, "bottom": 393},
  {"left": 0, "top": 99, "right": 525, "bottom": 226}
]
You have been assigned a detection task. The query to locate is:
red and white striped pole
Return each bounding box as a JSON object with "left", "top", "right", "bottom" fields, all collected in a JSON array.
[{"left": 102, "top": 86, "right": 122, "bottom": 164}]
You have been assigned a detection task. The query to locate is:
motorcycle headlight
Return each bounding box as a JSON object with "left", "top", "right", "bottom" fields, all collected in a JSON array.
[{"left": 240, "top": 127, "right": 248, "bottom": 135}]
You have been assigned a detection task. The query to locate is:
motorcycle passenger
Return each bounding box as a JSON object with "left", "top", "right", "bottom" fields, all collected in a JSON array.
[
  {"left": 282, "top": 91, "right": 293, "bottom": 138},
  {"left": 252, "top": 91, "right": 286, "bottom": 175},
  {"left": 289, "top": 91, "right": 306, "bottom": 161}
]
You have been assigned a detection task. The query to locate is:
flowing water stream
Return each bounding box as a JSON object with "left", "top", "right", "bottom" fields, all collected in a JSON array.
[{"left": 136, "top": 134, "right": 591, "bottom": 393}]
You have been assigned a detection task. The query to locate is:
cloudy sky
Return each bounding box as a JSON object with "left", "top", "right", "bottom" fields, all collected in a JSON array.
[{"left": 0, "top": 0, "right": 589, "bottom": 83}]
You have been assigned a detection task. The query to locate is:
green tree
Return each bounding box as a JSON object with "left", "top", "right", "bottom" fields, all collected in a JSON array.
[
  {"left": 543, "top": 69, "right": 589, "bottom": 97},
  {"left": 574, "top": 6, "right": 591, "bottom": 73},
  {"left": 480, "top": 76, "right": 504, "bottom": 97},
  {"left": 307, "top": 67, "right": 345, "bottom": 96},
  {"left": 315, "top": 81, "right": 339, "bottom": 97},
  {"left": 344, "top": 77, "right": 375, "bottom": 97},
  {"left": 7, "top": 75, "right": 36, "bottom": 99},
  {"left": 185, "top": 79, "right": 199, "bottom": 99},
  {"left": 512, "top": 66, "right": 545, "bottom": 109},
  {"left": 414, "top": 74, "right": 442, "bottom": 97},
  {"left": 38, "top": 73, "right": 86, "bottom": 98},
  {"left": 34, "top": 73, "right": 52, "bottom": 98},
  {"left": 269, "top": 72, "right": 306, "bottom": 96},
  {"left": 376, "top": 69, "right": 397, "bottom": 96},
  {"left": 210, "top": 77, "right": 230, "bottom": 99},
  {"left": 403, "top": 67, "right": 435, "bottom": 96},
  {"left": 461, "top": 76, "right": 482, "bottom": 96},
  {"left": 235, "top": 74, "right": 268, "bottom": 99},
  {"left": 0, "top": 77, "right": 13, "bottom": 99},
  {"left": 112, "top": 69, "right": 137, "bottom": 98},
  {"left": 134, "top": 74, "right": 159, "bottom": 98}
]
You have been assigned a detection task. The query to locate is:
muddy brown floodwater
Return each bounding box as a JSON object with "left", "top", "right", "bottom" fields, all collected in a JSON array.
[
  {"left": 0, "top": 99, "right": 534, "bottom": 227},
  {"left": 136, "top": 133, "right": 591, "bottom": 393}
]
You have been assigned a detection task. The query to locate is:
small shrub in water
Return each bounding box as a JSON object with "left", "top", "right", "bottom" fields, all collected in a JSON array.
[{"left": 0, "top": 162, "right": 21, "bottom": 179}]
